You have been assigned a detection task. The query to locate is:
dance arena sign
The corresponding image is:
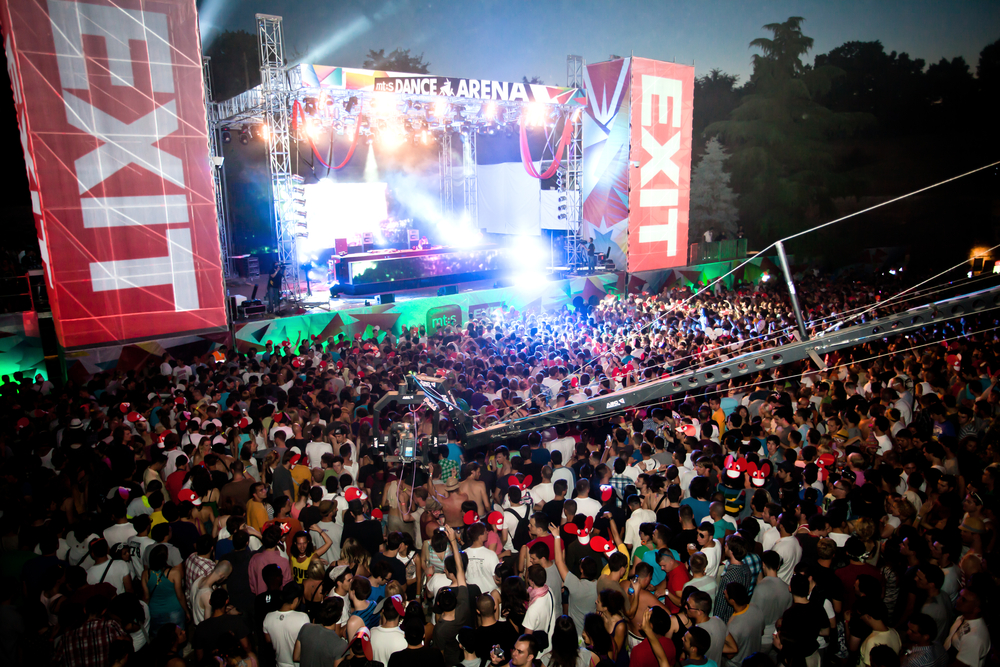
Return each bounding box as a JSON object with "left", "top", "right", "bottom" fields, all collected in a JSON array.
[
  {"left": 0, "top": 0, "right": 227, "bottom": 349},
  {"left": 627, "top": 58, "right": 694, "bottom": 273},
  {"left": 298, "top": 65, "right": 585, "bottom": 106}
]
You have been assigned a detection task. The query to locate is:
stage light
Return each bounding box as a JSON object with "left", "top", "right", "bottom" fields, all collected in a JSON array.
[
  {"left": 221, "top": 127, "right": 231, "bottom": 144},
  {"left": 305, "top": 98, "right": 316, "bottom": 114},
  {"left": 413, "top": 102, "right": 423, "bottom": 111},
  {"left": 558, "top": 214, "right": 567, "bottom": 220},
  {"left": 433, "top": 100, "right": 449, "bottom": 117},
  {"left": 558, "top": 205, "right": 567, "bottom": 211},
  {"left": 261, "top": 124, "right": 271, "bottom": 142},
  {"left": 305, "top": 119, "right": 321, "bottom": 140},
  {"left": 524, "top": 103, "right": 545, "bottom": 126},
  {"left": 558, "top": 195, "right": 567, "bottom": 203},
  {"left": 572, "top": 108, "right": 583, "bottom": 121},
  {"left": 421, "top": 130, "right": 430, "bottom": 144},
  {"left": 482, "top": 102, "right": 496, "bottom": 119},
  {"left": 345, "top": 96, "right": 358, "bottom": 112},
  {"left": 239, "top": 125, "right": 251, "bottom": 145}
]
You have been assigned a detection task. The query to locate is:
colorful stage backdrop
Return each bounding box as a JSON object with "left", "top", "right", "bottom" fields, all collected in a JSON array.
[
  {"left": 1, "top": 0, "right": 227, "bottom": 350},
  {"left": 582, "top": 58, "right": 632, "bottom": 270}
]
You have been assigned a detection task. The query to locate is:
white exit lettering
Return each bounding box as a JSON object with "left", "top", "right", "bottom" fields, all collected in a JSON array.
[{"left": 637, "top": 75, "right": 683, "bottom": 255}]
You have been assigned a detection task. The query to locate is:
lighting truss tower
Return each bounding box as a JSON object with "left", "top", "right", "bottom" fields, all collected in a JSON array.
[
  {"left": 462, "top": 132, "right": 478, "bottom": 227},
  {"left": 202, "top": 56, "right": 232, "bottom": 279},
  {"left": 439, "top": 131, "right": 454, "bottom": 218},
  {"left": 563, "top": 55, "right": 586, "bottom": 270},
  {"left": 256, "top": 14, "right": 300, "bottom": 302}
]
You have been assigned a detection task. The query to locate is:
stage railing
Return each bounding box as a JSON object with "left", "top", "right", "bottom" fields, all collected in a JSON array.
[
  {"left": 0, "top": 271, "right": 50, "bottom": 314},
  {"left": 688, "top": 238, "right": 747, "bottom": 263}
]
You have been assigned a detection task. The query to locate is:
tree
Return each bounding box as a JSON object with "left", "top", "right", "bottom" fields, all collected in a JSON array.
[
  {"left": 693, "top": 69, "right": 742, "bottom": 139},
  {"left": 813, "top": 41, "right": 927, "bottom": 133},
  {"left": 978, "top": 38, "right": 1000, "bottom": 111},
  {"left": 362, "top": 48, "right": 430, "bottom": 73},
  {"left": 522, "top": 76, "right": 544, "bottom": 84},
  {"left": 706, "top": 17, "right": 873, "bottom": 243},
  {"left": 749, "top": 16, "right": 814, "bottom": 78},
  {"left": 689, "top": 137, "right": 740, "bottom": 239},
  {"left": 205, "top": 30, "right": 260, "bottom": 101}
]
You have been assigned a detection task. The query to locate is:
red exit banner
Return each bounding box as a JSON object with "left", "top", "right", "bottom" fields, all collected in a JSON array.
[
  {"left": 1, "top": 0, "right": 226, "bottom": 349},
  {"left": 628, "top": 58, "right": 695, "bottom": 273}
]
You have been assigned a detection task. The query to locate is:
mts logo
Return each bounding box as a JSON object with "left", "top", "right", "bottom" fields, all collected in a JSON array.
[{"left": 426, "top": 305, "right": 462, "bottom": 335}]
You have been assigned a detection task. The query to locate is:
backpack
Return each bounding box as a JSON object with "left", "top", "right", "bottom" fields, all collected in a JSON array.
[{"left": 505, "top": 506, "right": 532, "bottom": 551}]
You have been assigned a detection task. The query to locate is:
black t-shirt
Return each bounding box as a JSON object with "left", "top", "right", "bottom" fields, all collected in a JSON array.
[
  {"left": 433, "top": 585, "right": 473, "bottom": 665},
  {"left": 372, "top": 552, "right": 408, "bottom": 585},
  {"left": 342, "top": 519, "right": 384, "bottom": 557},
  {"left": 657, "top": 506, "right": 681, "bottom": 533},
  {"left": 387, "top": 646, "right": 444, "bottom": 667},
  {"left": 565, "top": 539, "right": 608, "bottom": 578},
  {"left": 194, "top": 613, "right": 251, "bottom": 650},
  {"left": 542, "top": 499, "right": 565, "bottom": 527},
  {"left": 168, "top": 521, "right": 200, "bottom": 558},
  {"left": 668, "top": 529, "right": 698, "bottom": 564},
  {"left": 474, "top": 619, "right": 520, "bottom": 663},
  {"left": 221, "top": 549, "right": 256, "bottom": 615},
  {"left": 778, "top": 602, "right": 828, "bottom": 660},
  {"left": 809, "top": 565, "right": 844, "bottom": 610}
]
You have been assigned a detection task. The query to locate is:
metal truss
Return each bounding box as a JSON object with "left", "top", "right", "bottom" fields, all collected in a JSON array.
[
  {"left": 216, "top": 87, "right": 266, "bottom": 126},
  {"left": 256, "top": 14, "right": 300, "bottom": 302},
  {"left": 439, "top": 131, "right": 454, "bottom": 218},
  {"left": 202, "top": 57, "right": 232, "bottom": 278},
  {"left": 462, "top": 132, "right": 478, "bottom": 227},
  {"left": 463, "top": 283, "right": 1000, "bottom": 448},
  {"left": 561, "top": 55, "right": 586, "bottom": 270}
]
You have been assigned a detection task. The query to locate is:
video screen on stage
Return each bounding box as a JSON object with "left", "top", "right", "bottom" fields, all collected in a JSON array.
[{"left": 303, "top": 181, "right": 389, "bottom": 249}]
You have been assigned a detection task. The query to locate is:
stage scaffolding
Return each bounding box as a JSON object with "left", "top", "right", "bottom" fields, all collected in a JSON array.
[
  {"left": 461, "top": 132, "right": 478, "bottom": 227},
  {"left": 257, "top": 14, "right": 301, "bottom": 302},
  {"left": 202, "top": 56, "right": 233, "bottom": 279},
  {"left": 439, "top": 131, "right": 454, "bottom": 219},
  {"left": 562, "top": 55, "right": 586, "bottom": 270}
]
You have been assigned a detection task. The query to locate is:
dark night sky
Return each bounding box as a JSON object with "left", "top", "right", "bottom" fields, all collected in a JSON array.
[{"left": 197, "top": 0, "right": 999, "bottom": 85}]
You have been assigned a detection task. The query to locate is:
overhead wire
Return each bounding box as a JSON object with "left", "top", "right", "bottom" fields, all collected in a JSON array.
[
  {"left": 623, "top": 159, "right": 1000, "bottom": 342},
  {"left": 563, "top": 316, "right": 1000, "bottom": 429},
  {"left": 818, "top": 244, "right": 1000, "bottom": 334}
]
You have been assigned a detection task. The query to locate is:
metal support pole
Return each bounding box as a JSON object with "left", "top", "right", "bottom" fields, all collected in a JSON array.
[{"left": 775, "top": 241, "right": 809, "bottom": 341}]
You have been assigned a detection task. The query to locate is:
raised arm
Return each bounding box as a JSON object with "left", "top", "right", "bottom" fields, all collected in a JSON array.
[
  {"left": 444, "top": 525, "right": 466, "bottom": 587},
  {"left": 548, "top": 524, "right": 570, "bottom": 580},
  {"left": 641, "top": 608, "right": 672, "bottom": 667}
]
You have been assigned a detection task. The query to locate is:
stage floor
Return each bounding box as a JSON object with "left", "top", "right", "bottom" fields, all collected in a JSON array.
[{"left": 228, "top": 266, "right": 605, "bottom": 321}]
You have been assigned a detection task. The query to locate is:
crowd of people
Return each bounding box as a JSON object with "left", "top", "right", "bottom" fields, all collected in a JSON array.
[{"left": 0, "top": 274, "right": 998, "bottom": 667}]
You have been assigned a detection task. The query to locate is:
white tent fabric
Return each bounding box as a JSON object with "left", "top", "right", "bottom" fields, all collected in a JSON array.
[{"left": 477, "top": 163, "right": 541, "bottom": 236}]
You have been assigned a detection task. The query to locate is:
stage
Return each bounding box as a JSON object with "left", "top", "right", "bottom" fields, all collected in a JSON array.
[{"left": 330, "top": 244, "right": 513, "bottom": 295}]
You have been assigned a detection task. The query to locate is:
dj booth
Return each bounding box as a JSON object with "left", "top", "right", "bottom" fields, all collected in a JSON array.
[{"left": 331, "top": 245, "right": 512, "bottom": 295}]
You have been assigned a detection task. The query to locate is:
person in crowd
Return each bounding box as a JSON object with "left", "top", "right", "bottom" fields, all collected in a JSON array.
[{"left": 1, "top": 269, "right": 999, "bottom": 667}]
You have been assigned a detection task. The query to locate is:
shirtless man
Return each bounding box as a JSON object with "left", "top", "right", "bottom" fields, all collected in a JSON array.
[
  {"left": 458, "top": 463, "right": 491, "bottom": 516},
  {"left": 440, "top": 476, "right": 470, "bottom": 528},
  {"left": 626, "top": 561, "right": 668, "bottom": 649}
]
